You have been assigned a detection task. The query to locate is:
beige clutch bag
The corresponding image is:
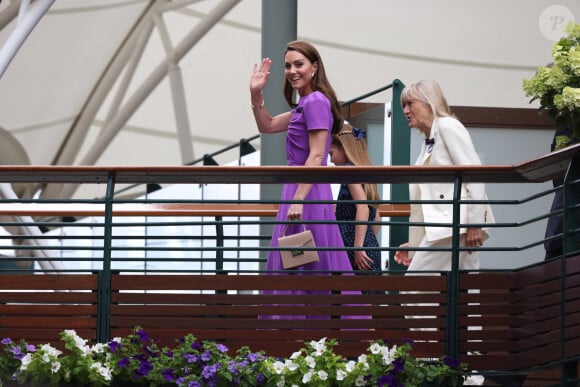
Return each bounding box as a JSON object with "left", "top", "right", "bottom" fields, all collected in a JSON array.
[{"left": 277, "top": 225, "right": 320, "bottom": 269}]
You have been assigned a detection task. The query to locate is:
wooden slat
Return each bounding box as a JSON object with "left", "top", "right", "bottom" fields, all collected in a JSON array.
[
  {"left": 111, "top": 273, "right": 447, "bottom": 292},
  {"left": 0, "top": 255, "right": 578, "bottom": 381},
  {"left": 0, "top": 274, "right": 98, "bottom": 290},
  {"left": 0, "top": 304, "right": 97, "bottom": 315}
]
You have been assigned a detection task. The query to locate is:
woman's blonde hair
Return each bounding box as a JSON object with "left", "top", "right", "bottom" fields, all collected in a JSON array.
[
  {"left": 332, "top": 123, "right": 380, "bottom": 207},
  {"left": 400, "top": 80, "right": 454, "bottom": 119}
]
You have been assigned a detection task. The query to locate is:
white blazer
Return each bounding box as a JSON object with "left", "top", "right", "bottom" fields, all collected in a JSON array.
[{"left": 408, "top": 116, "right": 495, "bottom": 247}]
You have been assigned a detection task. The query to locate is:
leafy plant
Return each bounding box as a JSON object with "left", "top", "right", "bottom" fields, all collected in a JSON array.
[
  {"left": 0, "top": 328, "right": 469, "bottom": 386},
  {"left": 523, "top": 21, "right": 580, "bottom": 142}
]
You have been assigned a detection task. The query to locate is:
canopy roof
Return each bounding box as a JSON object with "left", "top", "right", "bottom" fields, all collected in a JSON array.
[{"left": 0, "top": 0, "right": 577, "bottom": 200}]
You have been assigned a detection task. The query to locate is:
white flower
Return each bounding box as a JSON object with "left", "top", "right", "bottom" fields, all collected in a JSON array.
[
  {"left": 302, "top": 370, "right": 314, "bottom": 384},
  {"left": 381, "top": 344, "right": 397, "bottom": 364},
  {"left": 284, "top": 359, "right": 298, "bottom": 371},
  {"left": 40, "top": 344, "right": 62, "bottom": 357},
  {"left": 276, "top": 376, "right": 285, "bottom": 387},
  {"left": 273, "top": 360, "right": 285, "bottom": 374},
  {"left": 305, "top": 355, "right": 316, "bottom": 368},
  {"left": 91, "top": 342, "right": 105, "bottom": 354},
  {"left": 79, "top": 345, "right": 92, "bottom": 357},
  {"left": 317, "top": 370, "right": 328, "bottom": 380},
  {"left": 51, "top": 361, "right": 61, "bottom": 374},
  {"left": 369, "top": 343, "right": 382, "bottom": 354},
  {"left": 62, "top": 329, "right": 77, "bottom": 337},
  {"left": 289, "top": 350, "right": 301, "bottom": 359},
  {"left": 20, "top": 353, "right": 32, "bottom": 371},
  {"left": 91, "top": 362, "right": 113, "bottom": 381},
  {"left": 100, "top": 367, "right": 113, "bottom": 381},
  {"left": 345, "top": 360, "right": 356, "bottom": 372},
  {"left": 357, "top": 354, "right": 369, "bottom": 370},
  {"left": 355, "top": 375, "right": 367, "bottom": 386},
  {"left": 310, "top": 337, "right": 327, "bottom": 356},
  {"left": 74, "top": 337, "right": 88, "bottom": 351},
  {"left": 337, "top": 369, "right": 347, "bottom": 381}
]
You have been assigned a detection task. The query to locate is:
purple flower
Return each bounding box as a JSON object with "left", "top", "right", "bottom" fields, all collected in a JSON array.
[
  {"left": 392, "top": 357, "right": 405, "bottom": 373},
  {"left": 188, "top": 381, "right": 201, "bottom": 387},
  {"left": 255, "top": 374, "right": 265, "bottom": 384},
  {"left": 378, "top": 373, "right": 402, "bottom": 387},
  {"left": 134, "top": 353, "right": 148, "bottom": 362},
  {"left": 135, "top": 360, "right": 153, "bottom": 378},
  {"left": 10, "top": 346, "right": 24, "bottom": 360},
  {"left": 184, "top": 353, "right": 198, "bottom": 363},
  {"left": 200, "top": 350, "right": 211, "bottom": 362},
  {"left": 402, "top": 338, "right": 415, "bottom": 345},
  {"left": 247, "top": 353, "right": 259, "bottom": 362},
  {"left": 201, "top": 363, "right": 220, "bottom": 379},
  {"left": 118, "top": 357, "right": 130, "bottom": 368},
  {"left": 136, "top": 329, "right": 149, "bottom": 343},
  {"left": 216, "top": 343, "right": 228, "bottom": 353},
  {"left": 162, "top": 368, "right": 176, "bottom": 381},
  {"left": 228, "top": 360, "right": 240, "bottom": 375},
  {"left": 165, "top": 349, "right": 174, "bottom": 358},
  {"left": 191, "top": 342, "right": 203, "bottom": 351},
  {"left": 444, "top": 355, "right": 461, "bottom": 368},
  {"left": 1, "top": 338, "right": 12, "bottom": 345},
  {"left": 25, "top": 344, "right": 36, "bottom": 352},
  {"left": 107, "top": 340, "right": 122, "bottom": 352},
  {"left": 377, "top": 374, "right": 389, "bottom": 386}
]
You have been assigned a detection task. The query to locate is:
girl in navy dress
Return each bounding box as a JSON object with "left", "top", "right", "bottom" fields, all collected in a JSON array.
[{"left": 329, "top": 123, "right": 382, "bottom": 281}]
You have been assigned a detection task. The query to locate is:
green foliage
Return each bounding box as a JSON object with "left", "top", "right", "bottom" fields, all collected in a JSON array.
[
  {"left": 0, "top": 329, "right": 469, "bottom": 386},
  {"left": 523, "top": 21, "right": 580, "bottom": 142}
]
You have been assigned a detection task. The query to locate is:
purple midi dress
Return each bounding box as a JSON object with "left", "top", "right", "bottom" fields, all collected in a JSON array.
[{"left": 262, "top": 91, "right": 364, "bottom": 320}]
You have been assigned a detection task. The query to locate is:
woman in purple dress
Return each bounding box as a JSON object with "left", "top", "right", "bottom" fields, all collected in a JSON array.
[{"left": 250, "top": 41, "right": 357, "bottom": 316}]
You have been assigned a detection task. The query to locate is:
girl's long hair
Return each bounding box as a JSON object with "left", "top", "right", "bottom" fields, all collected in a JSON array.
[{"left": 332, "top": 123, "right": 380, "bottom": 207}]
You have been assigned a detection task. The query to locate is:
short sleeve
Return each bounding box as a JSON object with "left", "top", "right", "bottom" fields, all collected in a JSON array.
[{"left": 301, "top": 91, "right": 332, "bottom": 131}]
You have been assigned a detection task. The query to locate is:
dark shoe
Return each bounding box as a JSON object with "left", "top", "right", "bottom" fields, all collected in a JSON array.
[{"left": 485, "top": 374, "right": 526, "bottom": 387}]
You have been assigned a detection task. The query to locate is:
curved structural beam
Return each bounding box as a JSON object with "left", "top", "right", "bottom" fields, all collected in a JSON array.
[
  {"left": 41, "top": 0, "right": 241, "bottom": 200},
  {"left": 0, "top": 0, "right": 55, "bottom": 79},
  {"left": 0, "top": 183, "right": 64, "bottom": 272}
]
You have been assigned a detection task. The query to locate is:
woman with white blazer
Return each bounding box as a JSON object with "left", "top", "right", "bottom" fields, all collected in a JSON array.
[{"left": 394, "top": 80, "right": 494, "bottom": 271}]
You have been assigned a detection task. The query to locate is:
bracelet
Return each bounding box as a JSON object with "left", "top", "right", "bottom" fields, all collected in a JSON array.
[{"left": 251, "top": 101, "right": 264, "bottom": 109}]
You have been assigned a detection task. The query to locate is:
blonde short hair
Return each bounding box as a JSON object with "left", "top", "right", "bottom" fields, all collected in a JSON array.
[{"left": 400, "top": 80, "right": 453, "bottom": 119}]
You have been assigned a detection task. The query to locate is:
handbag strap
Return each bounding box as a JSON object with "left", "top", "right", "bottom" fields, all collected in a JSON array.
[{"left": 281, "top": 223, "right": 308, "bottom": 237}]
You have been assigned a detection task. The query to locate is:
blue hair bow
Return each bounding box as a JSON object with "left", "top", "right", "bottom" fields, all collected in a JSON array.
[{"left": 352, "top": 127, "right": 366, "bottom": 140}]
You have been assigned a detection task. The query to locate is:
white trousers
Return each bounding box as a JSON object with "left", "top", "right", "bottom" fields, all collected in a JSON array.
[{"left": 407, "top": 234, "right": 479, "bottom": 271}]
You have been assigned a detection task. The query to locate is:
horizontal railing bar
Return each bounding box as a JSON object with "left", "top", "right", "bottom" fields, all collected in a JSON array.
[
  {"left": 0, "top": 202, "right": 410, "bottom": 218},
  {"left": 0, "top": 141, "right": 576, "bottom": 185}
]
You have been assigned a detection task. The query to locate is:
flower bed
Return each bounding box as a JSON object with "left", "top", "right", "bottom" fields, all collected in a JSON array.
[{"left": 0, "top": 327, "right": 468, "bottom": 386}]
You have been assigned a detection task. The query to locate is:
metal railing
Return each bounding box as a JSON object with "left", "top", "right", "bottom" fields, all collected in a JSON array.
[{"left": 0, "top": 144, "right": 578, "bottom": 384}]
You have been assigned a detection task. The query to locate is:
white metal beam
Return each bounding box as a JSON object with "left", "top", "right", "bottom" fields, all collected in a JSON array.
[
  {"left": 42, "top": 0, "right": 240, "bottom": 200},
  {"left": 0, "top": 0, "right": 54, "bottom": 79},
  {"left": 80, "top": 0, "right": 241, "bottom": 169}
]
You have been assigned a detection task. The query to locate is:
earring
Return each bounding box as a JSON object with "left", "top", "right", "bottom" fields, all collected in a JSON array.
[{"left": 312, "top": 72, "right": 316, "bottom": 78}]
